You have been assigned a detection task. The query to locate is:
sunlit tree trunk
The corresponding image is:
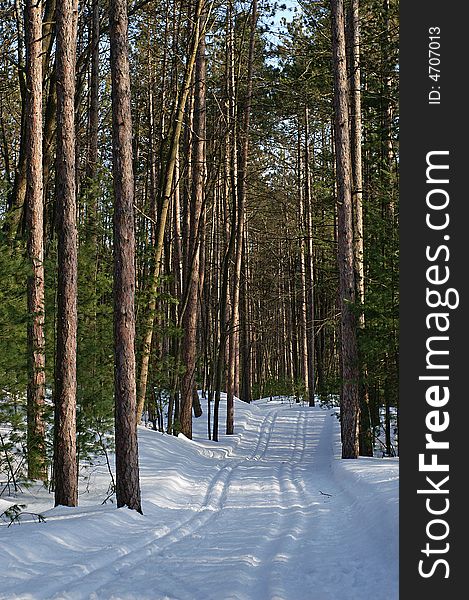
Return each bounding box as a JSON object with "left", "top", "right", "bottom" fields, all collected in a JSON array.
[
  {"left": 25, "top": 0, "right": 46, "bottom": 481},
  {"left": 331, "top": 0, "right": 360, "bottom": 459},
  {"left": 304, "top": 107, "right": 315, "bottom": 407},
  {"left": 54, "top": 0, "right": 78, "bottom": 507},
  {"left": 110, "top": 0, "right": 142, "bottom": 513},
  {"left": 297, "top": 121, "right": 310, "bottom": 401},
  {"left": 347, "top": 0, "right": 373, "bottom": 456}
]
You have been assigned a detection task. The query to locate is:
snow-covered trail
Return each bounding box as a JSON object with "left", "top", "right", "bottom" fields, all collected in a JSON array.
[{"left": 0, "top": 400, "right": 398, "bottom": 600}]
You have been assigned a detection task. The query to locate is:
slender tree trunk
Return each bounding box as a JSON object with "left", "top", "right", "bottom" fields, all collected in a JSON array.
[
  {"left": 54, "top": 0, "right": 78, "bottom": 507},
  {"left": 240, "top": 224, "right": 251, "bottom": 403},
  {"left": 25, "top": 0, "right": 46, "bottom": 482},
  {"left": 86, "top": 0, "right": 100, "bottom": 239},
  {"left": 331, "top": 0, "right": 360, "bottom": 459},
  {"left": 226, "top": 0, "right": 257, "bottom": 434},
  {"left": 219, "top": 2, "right": 236, "bottom": 438},
  {"left": 3, "top": 0, "right": 27, "bottom": 237},
  {"left": 304, "top": 107, "right": 315, "bottom": 406},
  {"left": 384, "top": 370, "right": 392, "bottom": 456},
  {"left": 43, "top": 72, "right": 57, "bottom": 241},
  {"left": 180, "top": 22, "right": 206, "bottom": 439},
  {"left": 110, "top": 0, "right": 142, "bottom": 513},
  {"left": 347, "top": 0, "right": 373, "bottom": 456},
  {"left": 40, "top": 1, "right": 57, "bottom": 227},
  {"left": 382, "top": 0, "right": 395, "bottom": 220},
  {"left": 213, "top": 114, "right": 236, "bottom": 441},
  {"left": 297, "top": 122, "right": 309, "bottom": 400},
  {"left": 0, "top": 116, "right": 12, "bottom": 188},
  {"left": 348, "top": 0, "right": 364, "bottom": 315},
  {"left": 42, "top": 0, "right": 56, "bottom": 73}
]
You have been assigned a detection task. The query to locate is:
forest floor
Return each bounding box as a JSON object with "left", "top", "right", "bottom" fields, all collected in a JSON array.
[{"left": 0, "top": 397, "right": 398, "bottom": 600}]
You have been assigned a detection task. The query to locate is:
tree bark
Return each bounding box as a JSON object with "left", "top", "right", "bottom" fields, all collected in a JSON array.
[
  {"left": 86, "top": 0, "right": 100, "bottom": 241},
  {"left": 25, "top": 0, "right": 46, "bottom": 482},
  {"left": 297, "top": 121, "right": 309, "bottom": 400},
  {"left": 3, "top": 0, "right": 27, "bottom": 237},
  {"left": 303, "top": 107, "right": 315, "bottom": 406},
  {"left": 347, "top": 0, "right": 373, "bottom": 456},
  {"left": 331, "top": 0, "right": 360, "bottom": 459},
  {"left": 110, "top": 0, "right": 142, "bottom": 513},
  {"left": 240, "top": 224, "right": 251, "bottom": 403},
  {"left": 54, "top": 0, "right": 78, "bottom": 507},
  {"left": 348, "top": 0, "right": 364, "bottom": 315}
]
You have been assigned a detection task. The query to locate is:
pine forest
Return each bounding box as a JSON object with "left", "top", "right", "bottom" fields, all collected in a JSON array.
[{"left": 0, "top": 0, "right": 399, "bottom": 596}]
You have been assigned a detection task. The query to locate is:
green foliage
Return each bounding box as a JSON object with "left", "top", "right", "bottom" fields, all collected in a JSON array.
[
  {"left": 0, "top": 503, "right": 45, "bottom": 526},
  {"left": 0, "top": 236, "right": 30, "bottom": 484},
  {"left": 261, "top": 377, "right": 294, "bottom": 399},
  {"left": 0, "top": 237, "right": 28, "bottom": 398},
  {"left": 0, "top": 503, "right": 26, "bottom": 525},
  {"left": 291, "top": 377, "right": 307, "bottom": 402},
  {"left": 75, "top": 232, "right": 115, "bottom": 462}
]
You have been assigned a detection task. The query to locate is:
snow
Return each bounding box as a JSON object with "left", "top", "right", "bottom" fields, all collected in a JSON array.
[{"left": 0, "top": 397, "right": 398, "bottom": 599}]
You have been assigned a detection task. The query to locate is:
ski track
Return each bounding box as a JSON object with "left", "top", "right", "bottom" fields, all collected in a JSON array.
[{"left": 0, "top": 403, "right": 398, "bottom": 600}]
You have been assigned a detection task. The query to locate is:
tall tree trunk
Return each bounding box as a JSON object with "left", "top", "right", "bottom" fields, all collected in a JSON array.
[
  {"left": 240, "top": 224, "right": 251, "bottom": 403},
  {"left": 217, "top": 1, "right": 235, "bottom": 439},
  {"left": 25, "top": 0, "right": 46, "bottom": 482},
  {"left": 382, "top": 0, "right": 395, "bottom": 219},
  {"left": 297, "top": 121, "right": 309, "bottom": 400},
  {"left": 213, "top": 88, "right": 236, "bottom": 441},
  {"left": 43, "top": 72, "right": 57, "bottom": 242},
  {"left": 348, "top": 0, "right": 364, "bottom": 316},
  {"left": 347, "top": 0, "right": 373, "bottom": 456},
  {"left": 331, "top": 0, "right": 360, "bottom": 459},
  {"left": 180, "top": 21, "right": 206, "bottom": 439},
  {"left": 86, "top": 0, "right": 100, "bottom": 239},
  {"left": 110, "top": 0, "right": 142, "bottom": 513},
  {"left": 42, "top": 0, "right": 56, "bottom": 74},
  {"left": 3, "top": 0, "right": 27, "bottom": 237},
  {"left": 54, "top": 0, "right": 78, "bottom": 507},
  {"left": 226, "top": 0, "right": 257, "bottom": 435},
  {"left": 41, "top": 0, "right": 57, "bottom": 244},
  {"left": 304, "top": 106, "right": 315, "bottom": 406}
]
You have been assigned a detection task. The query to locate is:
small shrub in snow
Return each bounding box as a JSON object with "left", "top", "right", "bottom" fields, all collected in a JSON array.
[{"left": 0, "top": 503, "right": 45, "bottom": 526}]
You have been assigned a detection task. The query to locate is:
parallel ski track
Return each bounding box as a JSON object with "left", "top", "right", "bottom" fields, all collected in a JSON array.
[
  {"left": 264, "top": 408, "right": 311, "bottom": 599},
  {"left": 41, "top": 408, "right": 281, "bottom": 599},
  {"left": 4, "top": 406, "right": 398, "bottom": 600}
]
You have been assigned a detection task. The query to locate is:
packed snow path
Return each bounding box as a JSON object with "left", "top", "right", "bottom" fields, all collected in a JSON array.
[{"left": 0, "top": 400, "right": 398, "bottom": 600}]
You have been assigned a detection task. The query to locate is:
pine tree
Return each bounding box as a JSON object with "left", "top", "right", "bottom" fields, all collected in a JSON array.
[
  {"left": 331, "top": 0, "right": 360, "bottom": 458},
  {"left": 109, "top": 0, "right": 142, "bottom": 513},
  {"left": 25, "top": 0, "right": 46, "bottom": 481},
  {"left": 54, "top": 0, "right": 79, "bottom": 506}
]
